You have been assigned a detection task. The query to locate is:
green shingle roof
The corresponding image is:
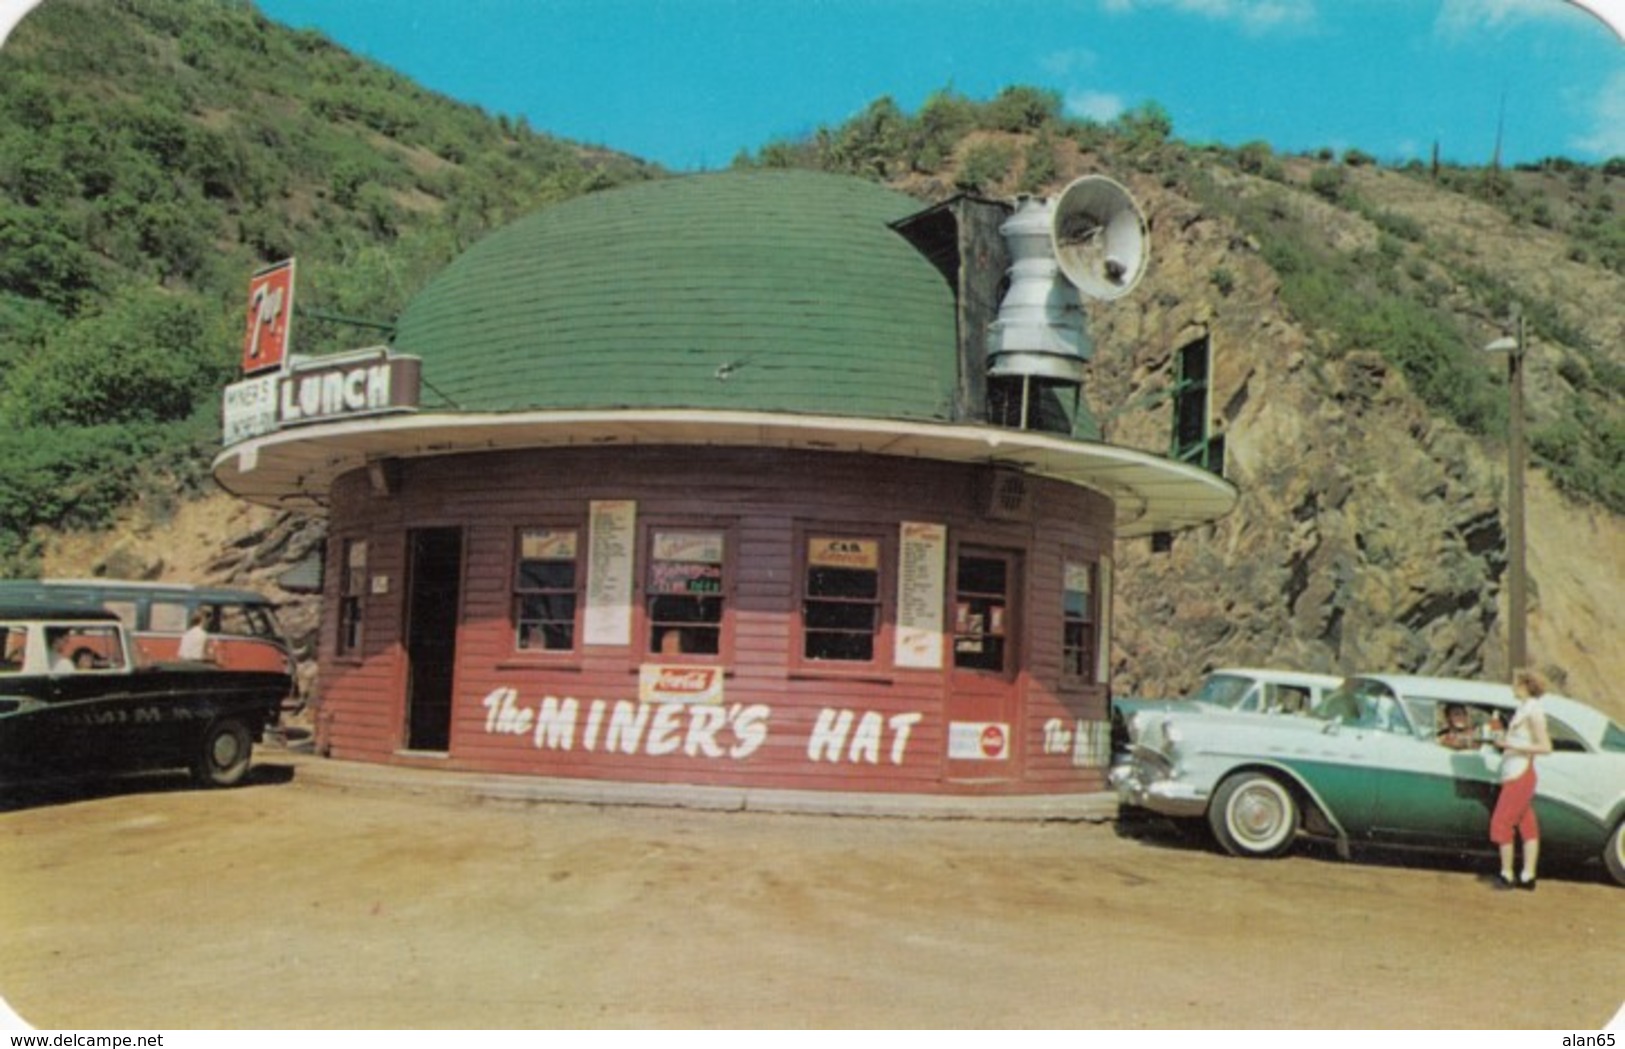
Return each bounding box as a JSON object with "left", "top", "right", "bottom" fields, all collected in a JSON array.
[{"left": 392, "top": 171, "right": 960, "bottom": 420}]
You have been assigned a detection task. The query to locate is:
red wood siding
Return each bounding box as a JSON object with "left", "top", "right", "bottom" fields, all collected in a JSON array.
[{"left": 313, "top": 446, "right": 1115, "bottom": 795}]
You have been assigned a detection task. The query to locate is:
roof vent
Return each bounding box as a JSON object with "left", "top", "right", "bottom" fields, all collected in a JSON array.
[
  {"left": 987, "top": 196, "right": 1090, "bottom": 385},
  {"left": 986, "top": 177, "right": 1149, "bottom": 428}
]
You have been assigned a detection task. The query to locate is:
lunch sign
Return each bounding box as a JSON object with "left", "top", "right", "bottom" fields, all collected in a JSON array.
[{"left": 223, "top": 259, "right": 422, "bottom": 446}]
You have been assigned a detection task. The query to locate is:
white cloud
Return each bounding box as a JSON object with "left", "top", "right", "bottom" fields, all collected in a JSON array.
[
  {"left": 1573, "top": 68, "right": 1625, "bottom": 156},
  {"left": 1434, "top": 0, "right": 1621, "bottom": 40},
  {"left": 1066, "top": 89, "right": 1127, "bottom": 122},
  {"left": 1041, "top": 47, "right": 1100, "bottom": 77},
  {"left": 1097, "top": 0, "right": 1316, "bottom": 33}
]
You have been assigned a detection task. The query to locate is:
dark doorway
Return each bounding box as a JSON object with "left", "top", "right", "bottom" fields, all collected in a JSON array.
[{"left": 405, "top": 527, "right": 462, "bottom": 752}]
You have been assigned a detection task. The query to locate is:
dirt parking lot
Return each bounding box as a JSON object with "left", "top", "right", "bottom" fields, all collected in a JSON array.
[{"left": 1, "top": 753, "right": 1620, "bottom": 1031}]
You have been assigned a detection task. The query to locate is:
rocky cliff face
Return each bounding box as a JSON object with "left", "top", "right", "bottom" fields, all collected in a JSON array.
[
  {"left": 41, "top": 159, "right": 1624, "bottom": 721},
  {"left": 1087, "top": 162, "right": 1621, "bottom": 715}
]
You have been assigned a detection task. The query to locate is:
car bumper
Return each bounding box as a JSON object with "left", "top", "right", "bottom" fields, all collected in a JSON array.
[{"left": 1109, "top": 759, "right": 1209, "bottom": 818}]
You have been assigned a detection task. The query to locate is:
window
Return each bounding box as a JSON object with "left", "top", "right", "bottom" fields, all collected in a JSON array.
[
  {"left": 150, "top": 600, "right": 189, "bottom": 633},
  {"left": 218, "top": 603, "right": 280, "bottom": 639},
  {"left": 1061, "top": 559, "right": 1096, "bottom": 683},
  {"left": 803, "top": 536, "right": 881, "bottom": 663},
  {"left": 953, "top": 551, "right": 1013, "bottom": 673},
  {"left": 645, "top": 530, "right": 725, "bottom": 656},
  {"left": 103, "top": 600, "right": 139, "bottom": 630},
  {"left": 338, "top": 539, "right": 366, "bottom": 656},
  {"left": 1266, "top": 684, "right": 1315, "bottom": 714},
  {"left": 0, "top": 626, "right": 28, "bottom": 673},
  {"left": 46, "top": 625, "right": 126, "bottom": 672},
  {"left": 1171, "top": 333, "right": 1224, "bottom": 475},
  {"left": 514, "top": 528, "right": 580, "bottom": 652}
]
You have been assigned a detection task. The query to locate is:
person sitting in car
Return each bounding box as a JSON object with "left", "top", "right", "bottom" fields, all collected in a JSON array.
[{"left": 1436, "top": 703, "right": 1478, "bottom": 750}]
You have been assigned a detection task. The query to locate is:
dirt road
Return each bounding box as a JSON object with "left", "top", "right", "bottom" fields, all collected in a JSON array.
[{"left": 2, "top": 755, "right": 1620, "bottom": 1030}]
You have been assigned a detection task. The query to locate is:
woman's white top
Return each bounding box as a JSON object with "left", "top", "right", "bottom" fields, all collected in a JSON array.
[{"left": 1499, "top": 697, "right": 1545, "bottom": 782}]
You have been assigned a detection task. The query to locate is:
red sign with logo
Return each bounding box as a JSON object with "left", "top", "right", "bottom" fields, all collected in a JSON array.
[{"left": 242, "top": 259, "right": 296, "bottom": 375}]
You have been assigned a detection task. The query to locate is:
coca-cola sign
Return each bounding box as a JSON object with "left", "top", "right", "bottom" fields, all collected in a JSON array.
[{"left": 639, "top": 663, "right": 724, "bottom": 705}]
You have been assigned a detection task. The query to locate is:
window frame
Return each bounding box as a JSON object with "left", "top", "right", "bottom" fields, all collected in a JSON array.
[
  {"left": 1060, "top": 554, "right": 1099, "bottom": 688},
  {"left": 637, "top": 519, "right": 736, "bottom": 663},
  {"left": 510, "top": 523, "right": 586, "bottom": 659},
  {"left": 336, "top": 537, "right": 367, "bottom": 659},
  {"left": 1171, "top": 331, "right": 1225, "bottom": 476},
  {"left": 950, "top": 545, "right": 1020, "bottom": 678},
  {"left": 793, "top": 525, "right": 892, "bottom": 674}
]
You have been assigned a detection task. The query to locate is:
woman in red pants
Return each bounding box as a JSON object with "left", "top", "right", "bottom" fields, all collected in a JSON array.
[{"left": 1491, "top": 668, "right": 1554, "bottom": 890}]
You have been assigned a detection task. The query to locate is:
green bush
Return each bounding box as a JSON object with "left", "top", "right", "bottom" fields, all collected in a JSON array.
[
  {"left": 956, "top": 142, "right": 1015, "bottom": 192},
  {"left": 1, "top": 289, "right": 232, "bottom": 429},
  {"left": 1309, "top": 167, "right": 1347, "bottom": 202}
]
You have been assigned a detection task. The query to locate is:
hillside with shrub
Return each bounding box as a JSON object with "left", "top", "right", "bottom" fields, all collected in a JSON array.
[
  {"left": 0, "top": 0, "right": 656, "bottom": 568},
  {"left": 6, "top": 2, "right": 1621, "bottom": 711}
]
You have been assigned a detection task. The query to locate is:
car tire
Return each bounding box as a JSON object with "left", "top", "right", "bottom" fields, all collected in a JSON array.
[
  {"left": 192, "top": 718, "right": 253, "bottom": 788},
  {"left": 1209, "top": 771, "right": 1299, "bottom": 858},
  {"left": 1605, "top": 821, "right": 1625, "bottom": 888}
]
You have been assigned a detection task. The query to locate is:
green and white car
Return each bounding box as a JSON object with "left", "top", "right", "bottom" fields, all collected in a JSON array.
[
  {"left": 1110, "top": 667, "right": 1345, "bottom": 760},
  {"left": 1110, "top": 673, "right": 1625, "bottom": 885}
]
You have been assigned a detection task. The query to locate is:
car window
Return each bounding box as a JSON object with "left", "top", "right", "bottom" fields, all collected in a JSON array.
[
  {"left": 218, "top": 605, "right": 251, "bottom": 638},
  {"left": 47, "top": 625, "right": 126, "bottom": 672},
  {"left": 1269, "top": 684, "right": 1314, "bottom": 714},
  {"left": 1398, "top": 697, "right": 1435, "bottom": 736},
  {"left": 150, "top": 601, "right": 189, "bottom": 633},
  {"left": 0, "top": 625, "right": 28, "bottom": 673},
  {"left": 102, "top": 600, "right": 139, "bottom": 629},
  {"left": 1319, "top": 680, "right": 1412, "bottom": 733},
  {"left": 1193, "top": 674, "right": 1253, "bottom": 709},
  {"left": 1546, "top": 715, "right": 1591, "bottom": 754}
]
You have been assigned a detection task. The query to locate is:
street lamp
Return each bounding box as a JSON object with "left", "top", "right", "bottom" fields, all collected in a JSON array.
[{"left": 1483, "top": 314, "right": 1527, "bottom": 675}]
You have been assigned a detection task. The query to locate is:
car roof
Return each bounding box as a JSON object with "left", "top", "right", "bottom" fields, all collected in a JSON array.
[
  {"left": 1347, "top": 673, "right": 1514, "bottom": 704},
  {"left": 1350, "top": 673, "right": 1618, "bottom": 730},
  {"left": 1213, "top": 668, "right": 1344, "bottom": 686},
  {"left": 1540, "top": 694, "right": 1620, "bottom": 743},
  {"left": 0, "top": 579, "right": 273, "bottom": 604},
  {"left": 0, "top": 603, "right": 122, "bottom": 623}
]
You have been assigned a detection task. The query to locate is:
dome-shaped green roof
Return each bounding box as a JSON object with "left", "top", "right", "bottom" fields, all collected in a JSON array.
[{"left": 392, "top": 171, "right": 959, "bottom": 420}]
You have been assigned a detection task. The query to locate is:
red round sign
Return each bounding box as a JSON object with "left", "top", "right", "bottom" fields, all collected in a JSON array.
[{"left": 980, "top": 724, "right": 1006, "bottom": 758}]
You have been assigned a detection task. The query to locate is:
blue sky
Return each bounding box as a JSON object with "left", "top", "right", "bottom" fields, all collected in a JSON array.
[{"left": 6, "top": 0, "right": 1624, "bottom": 169}]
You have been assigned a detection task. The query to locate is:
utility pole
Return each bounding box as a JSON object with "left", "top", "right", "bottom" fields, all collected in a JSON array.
[{"left": 1484, "top": 314, "right": 1528, "bottom": 673}]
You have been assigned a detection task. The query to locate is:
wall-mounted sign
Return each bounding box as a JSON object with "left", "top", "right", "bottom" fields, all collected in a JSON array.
[
  {"left": 522, "top": 530, "right": 578, "bottom": 560},
  {"left": 652, "top": 531, "right": 724, "bottom": 564},
  {"left": 809, "top": 537, "right": 879, "bottom": 570},
  {"left": 895, "top": 521, "right": 946, "bottom": 669},
  {"left": 242, "top": 259, "right": 295, "bottom": 376},
  {"left": 638, "top": 664, "right": 724, "bottom": 705},
  {"left": 221, "top": 348, "right": 421, "bottom": 445},
  {"left": 948, "top": 721, "right": 1009, "bottom": 761},
  {"left": 650, "top": 561, "right": 722, "bottom": 595},
  {"left": 585, "top": 500, "right": 636, "bottom": 646}
]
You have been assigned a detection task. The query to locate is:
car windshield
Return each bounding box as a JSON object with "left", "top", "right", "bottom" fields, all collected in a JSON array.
[{"left": 1191, "top": 673, "right": 1254, "bottom": 709}]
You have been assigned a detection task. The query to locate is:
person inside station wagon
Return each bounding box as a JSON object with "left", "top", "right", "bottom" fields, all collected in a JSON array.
[{"left": 1436, "top": 703, "right": 1479, "bottom": 750}]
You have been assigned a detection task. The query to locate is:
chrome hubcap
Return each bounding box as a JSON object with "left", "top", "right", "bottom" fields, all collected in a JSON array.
[
  {"left": 1234, "top": 787, "right": 1286, "bottom": 843},
  {"left": 211, "top": 731, "right": 242, "bottom": 768}
]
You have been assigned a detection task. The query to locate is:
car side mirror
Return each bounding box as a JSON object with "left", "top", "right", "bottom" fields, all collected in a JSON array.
[{"left": 1322, "top": 720, "right": 1341, "bottom": 737}]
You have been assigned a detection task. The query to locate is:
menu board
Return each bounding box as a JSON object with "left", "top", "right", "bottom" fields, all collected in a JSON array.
[
  {"left": 894, "top": 521, "right": 946, "bottom": 669},
  {"left": 584, "top": 500, "right": 636, "bottom": 645}
]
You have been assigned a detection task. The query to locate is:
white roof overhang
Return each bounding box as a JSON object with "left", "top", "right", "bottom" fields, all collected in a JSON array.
[{"left": 210, "top": 409, "right": 1237, "bottom": 538}]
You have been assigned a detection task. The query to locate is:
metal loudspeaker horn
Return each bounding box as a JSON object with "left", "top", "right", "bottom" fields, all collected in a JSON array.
[{"left": 1050, "top": 175, "right": 1148, "bottom": 301}]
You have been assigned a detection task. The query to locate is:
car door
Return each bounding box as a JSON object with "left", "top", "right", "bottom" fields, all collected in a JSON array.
[
  {"left": 1367, "top": 697, "right": 1499, "bottom": 847},
  {"left": 44, "top": 624, "right": 172, "bottom": 769}
]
